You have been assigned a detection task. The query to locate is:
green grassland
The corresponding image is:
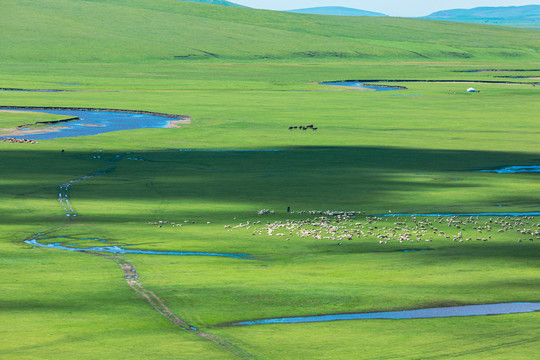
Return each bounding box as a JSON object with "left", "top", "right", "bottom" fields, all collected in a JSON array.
[
  {"left": 0, "top": 111, "right": 75, "bottom": 130},
  {"left": 1, "top": 0, "right": 539, "bottom": 63},
  {"left": 1, "top": 0, "right": 540, "bottom": 359}
]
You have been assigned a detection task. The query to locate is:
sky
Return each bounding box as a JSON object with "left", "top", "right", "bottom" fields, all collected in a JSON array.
[{"left": 231, "top": 0, "right": 540, "bottom": 17}]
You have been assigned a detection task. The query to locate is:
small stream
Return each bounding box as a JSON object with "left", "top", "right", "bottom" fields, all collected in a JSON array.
[
  {"left": 25, "top": 238, "right": 252, "bottom": 259},
  {"left": 479, "top": 166, "right": 540, "bottom": 174},
  {"left": 232, "top": 303, "right": 540, "bottom": 326},
  {"left": 378, "top": 212, "right": 540, "bottom": 217}
]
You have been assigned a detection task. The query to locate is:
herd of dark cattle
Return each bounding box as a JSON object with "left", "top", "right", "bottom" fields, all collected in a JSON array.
[{"left": 289, "top": 124, "right": 318, "bottom": 131}]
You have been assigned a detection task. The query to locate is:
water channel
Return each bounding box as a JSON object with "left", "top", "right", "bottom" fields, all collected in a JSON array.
[{"left": 232, "top": 303, "right": 540, "bottom": 326}]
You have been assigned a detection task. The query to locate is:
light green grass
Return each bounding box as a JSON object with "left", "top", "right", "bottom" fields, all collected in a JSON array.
[
  {"left": 0, "top": 240, "right": 235, "bottom": 360},
  {"left": 212, "top": 313, "right": 540, "bottom": 359},
  {"left": 1, "top": 1, "right": 540, "bottom": 358},
  {"left": 0, "top": 111, "right": 74, "bottom": 130}
]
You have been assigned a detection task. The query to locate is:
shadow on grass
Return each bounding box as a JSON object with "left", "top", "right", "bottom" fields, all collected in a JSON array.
[
  {"left": 0, "top": 146, "right": 538, "bottom": 222},
  {"left": 309, "top": 242, "right": 540, "bottom": 260}
]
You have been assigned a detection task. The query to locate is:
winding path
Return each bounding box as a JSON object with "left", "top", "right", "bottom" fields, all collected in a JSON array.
[
  {"left": 108, "top": 254, "right": 254, "bottom": 359},
  {"left": 25, "top": 155, "right": 255, "bottom": 359}
]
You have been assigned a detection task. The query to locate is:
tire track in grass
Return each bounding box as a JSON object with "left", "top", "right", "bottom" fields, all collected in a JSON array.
[
  {"left": 58, "top": 168, "right": 114, "bottom": 217},
  {"left": 29, "top": 153, "right": 255, "bottom": 359},
  {"left": 361, "top": 324, "right": 540, "bottom": 360},
  {"left": 415, "top": 335, "right": 540, "bottom": 360},
  {"left": 96, "top": 253, "right": 255, "bottom": 359}
]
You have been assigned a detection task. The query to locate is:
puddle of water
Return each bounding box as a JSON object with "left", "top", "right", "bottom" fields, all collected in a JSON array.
[
  {"left": 319, "top": 82, "right": 405, "bottom": 91},
  {"left": 478, "top": 166, "right": 540, "bottom": 174},
  {"left": 24, "top": 239, "right": 252, "bottom": 259},
  {"left": 1, "top": 108, "right": 187, "bottom": 140},
  {"left": 232, "top": 303, "right": 540, "bottom": 326}
]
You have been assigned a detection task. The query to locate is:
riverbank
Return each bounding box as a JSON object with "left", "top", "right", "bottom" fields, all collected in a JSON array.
[{"left": 0, "top": 107, "right": 191, "bottom": 139}]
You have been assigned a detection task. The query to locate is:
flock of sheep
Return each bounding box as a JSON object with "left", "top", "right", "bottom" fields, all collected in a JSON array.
[
  {"left": 228, "top": 212, "right": 540, "bottom": 246},
  {"left": 147, "top": 210, "right": 539, "bottom": 246},
  {"left": 148, "top": 219, "right": 211, "bottom": 227},
  {"left": 1, "top": 137, "right": 38, "bottom": 144}
]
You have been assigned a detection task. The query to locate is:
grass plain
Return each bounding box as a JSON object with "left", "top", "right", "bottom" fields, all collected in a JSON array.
[{"left": 1, "top": 0, "right": 540, "bottom": 359}]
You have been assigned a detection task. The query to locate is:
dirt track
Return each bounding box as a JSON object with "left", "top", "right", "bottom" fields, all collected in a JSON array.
[
  {"left": 87, "top": 253, "right": 254, "bottom": 359},
  {"left": 27, "top": 153, "right": 254, "bottom": 359}
]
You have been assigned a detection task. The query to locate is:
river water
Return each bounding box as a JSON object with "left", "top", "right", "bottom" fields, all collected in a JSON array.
[
  {"left": 232, "top": 303, "right": 540, "bottom": 326},
  {"left": 2, "top": 108, "right": 186, "bottom": 139}
]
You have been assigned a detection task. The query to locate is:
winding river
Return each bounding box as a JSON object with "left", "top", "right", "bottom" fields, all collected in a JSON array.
[
  {"left": 320, "top": 78, "right": 540, "bottom": 90},
  {"left": 319, "top": 81, "right": 406, "bottom": 91},
  {"left": 0, "top": 107, "right": 189, "bottom": 139}
]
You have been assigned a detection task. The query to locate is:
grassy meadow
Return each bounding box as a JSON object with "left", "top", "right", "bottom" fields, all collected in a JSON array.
[{"left": 1, "top": 0, "right": 540, "bottom": 359}]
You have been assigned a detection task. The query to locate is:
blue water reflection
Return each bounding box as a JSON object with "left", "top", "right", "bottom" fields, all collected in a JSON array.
[
  {"left": 479, "top": 166, "right": 540, "bottom": 174},
  {"left": 25, "top": 239, "right": 252, "bottom": 259},
  {"left": 320, "top": 82, "right": 405, "bottom": 91},
  {"left": 233, "top": 303, "right": 540, "bottom": 326},
  {"left": 2, "top": 108, "right": 186, "bottom": 140}
]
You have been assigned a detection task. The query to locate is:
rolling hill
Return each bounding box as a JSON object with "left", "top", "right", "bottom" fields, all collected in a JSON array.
[
  {"left": 1, "top": 0, "right": 538, "bottom": 63},
  {"left": 287, "top": 6, "right": 387, "bottom": 17},
  {"left": 423, "top": 5, "right": 540, "bottom": 29}
]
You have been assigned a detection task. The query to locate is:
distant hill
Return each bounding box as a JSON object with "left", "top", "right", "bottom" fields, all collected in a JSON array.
[
  {"left": 287, "top": 6, "right": 387, "bottom": 17},
  {"left": 177, "top": 0, "right": 247, "bottom": 7},
  {"left": 423, "top": 5, "right": 540, "bottom": 29}
]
